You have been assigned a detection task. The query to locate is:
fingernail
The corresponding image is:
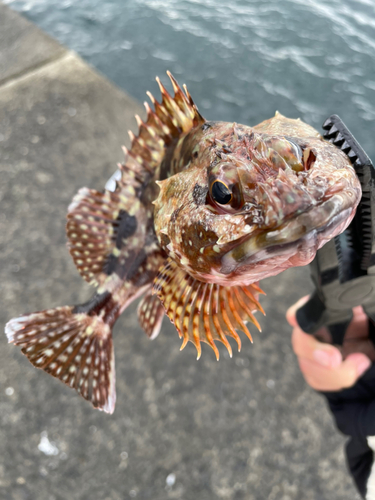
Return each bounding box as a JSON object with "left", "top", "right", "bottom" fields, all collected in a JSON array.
[
  {"left": 357, "top": 359, "right": 371, "bottom": 377},
  {"left": 313, "top": 349, "right": 341, "bottom": 368}
]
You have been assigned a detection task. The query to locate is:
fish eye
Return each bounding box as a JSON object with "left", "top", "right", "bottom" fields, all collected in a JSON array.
[{"left": 210, "top": 180, "right": 233, "bottom": 205}]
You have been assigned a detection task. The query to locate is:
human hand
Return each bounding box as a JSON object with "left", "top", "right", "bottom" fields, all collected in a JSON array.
[{"left": 286, "top": 297, "right": 375, "bottom": 391}]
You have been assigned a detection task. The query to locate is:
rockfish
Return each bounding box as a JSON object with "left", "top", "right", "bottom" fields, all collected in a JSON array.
[{"left": 5, "top": 72, "right": 361, "bottom": 413}]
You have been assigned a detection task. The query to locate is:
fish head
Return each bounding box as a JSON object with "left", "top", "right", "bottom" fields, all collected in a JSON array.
[{"left": 153, "top": 115, "right": 361, "bottom": 286}]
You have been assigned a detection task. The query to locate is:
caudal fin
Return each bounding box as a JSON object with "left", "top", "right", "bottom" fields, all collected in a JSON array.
[{"left": 5, "top": 302, "right": 116, "bottom": 413}]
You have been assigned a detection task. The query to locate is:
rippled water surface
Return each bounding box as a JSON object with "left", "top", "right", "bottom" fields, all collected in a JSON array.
[{"left": 5, "top": 0, "right": 375, "bottom": 158}]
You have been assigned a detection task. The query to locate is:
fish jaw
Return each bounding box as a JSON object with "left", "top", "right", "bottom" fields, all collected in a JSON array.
[{"left": 219, "top": 197, "right": 356, "bottom": 285}]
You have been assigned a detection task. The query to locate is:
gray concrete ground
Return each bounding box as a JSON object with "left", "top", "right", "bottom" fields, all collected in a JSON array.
[{"left": 0, "top": 4, "right": 361, "bottom": 500}]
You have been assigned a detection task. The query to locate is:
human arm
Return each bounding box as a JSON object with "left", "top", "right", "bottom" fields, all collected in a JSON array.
[{"left": 287, "top": 297, "right": 375, "bottom": 498}]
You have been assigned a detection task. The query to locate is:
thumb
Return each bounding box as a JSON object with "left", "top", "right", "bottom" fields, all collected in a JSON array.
[{"left": 286, "top": 296, "right": 310, "bottom": 327}]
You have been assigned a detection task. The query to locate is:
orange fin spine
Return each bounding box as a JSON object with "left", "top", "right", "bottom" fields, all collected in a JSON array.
[
  {"left": 233, "top": 287, "right": 261, "bottom": 333},
  {"left": 241, "top": 285, "right": 266, "bottom": 316},
  {"left": 212, "top": 284, "right": 239, "bottom": 356},
  {"left": 187, "top": 281, "right": 203, "bottom": 360},
  {"left": 227, "top": 288, "right": 253, "bottom": 343},
  {"left": 172, "top": 274, "right": 192, "bottom": 338},
  {"left": 204, "top": 285, "right": 220, "bottom": 361},
  {"left": 176, "top": 276, "right": 195, "bottom": 348},
  {"left": 218, "top": 288, "right": 237, "bottom": 357},
  {"left": 250, "top": 283, "right": 266, "bottom": 295}
]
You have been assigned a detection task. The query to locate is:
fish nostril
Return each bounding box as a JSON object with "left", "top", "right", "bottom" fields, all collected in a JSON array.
[{"left": 303, "top": 148, "right": 316, "bottom": 171}]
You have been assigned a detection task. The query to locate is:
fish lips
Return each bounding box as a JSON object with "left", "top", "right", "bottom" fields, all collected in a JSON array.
[{"left": 220, "top": 193, "right": 356, "bottom": 275}]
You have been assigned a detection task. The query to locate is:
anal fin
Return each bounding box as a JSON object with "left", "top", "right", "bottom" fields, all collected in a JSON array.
[{"left": 152, "top": 259, "right": 265, "bottom": 360}]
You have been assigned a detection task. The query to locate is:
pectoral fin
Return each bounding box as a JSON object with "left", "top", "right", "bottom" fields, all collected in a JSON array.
[{"left": 152, "top": 259, "right": 265, "bottom": 360}]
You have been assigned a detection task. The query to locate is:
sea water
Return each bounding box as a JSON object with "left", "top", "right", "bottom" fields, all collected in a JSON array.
[{"left": 5, "top": 0, "right": 375, "bottom": 159}]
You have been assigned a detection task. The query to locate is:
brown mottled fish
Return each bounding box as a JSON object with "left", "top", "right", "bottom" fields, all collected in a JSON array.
[{"left": 5, "top": 72, "right": 361, "bottom": 413}]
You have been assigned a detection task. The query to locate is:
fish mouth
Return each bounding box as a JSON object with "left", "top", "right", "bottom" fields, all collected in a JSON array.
[{"left": 221, "top": 193, "right": 356, "bottom": 276}]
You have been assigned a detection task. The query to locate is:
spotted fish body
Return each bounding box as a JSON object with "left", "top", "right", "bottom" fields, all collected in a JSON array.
[{"left": 5, "top": 73, "right": 361, "bottom": 413}]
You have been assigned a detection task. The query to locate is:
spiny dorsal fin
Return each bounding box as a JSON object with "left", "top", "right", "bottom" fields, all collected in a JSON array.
[
  {"left": 118, "top": 71, "right": 205, "bottom": 188},
  {"left": 152, "top": 259, "right": 265, "bottom": 360}
]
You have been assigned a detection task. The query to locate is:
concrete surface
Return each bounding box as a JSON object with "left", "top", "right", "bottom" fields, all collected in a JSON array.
[
  {"left": 0, "top": 3, "right": 361, "bottom": 500},
  {"left": 0, "top": 3, "right": 66, "bottom": 87}
]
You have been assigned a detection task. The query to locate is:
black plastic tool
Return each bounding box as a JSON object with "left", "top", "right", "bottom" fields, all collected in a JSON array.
[{"left": 296, "top": 115, "right": 375, "bottom": 346}]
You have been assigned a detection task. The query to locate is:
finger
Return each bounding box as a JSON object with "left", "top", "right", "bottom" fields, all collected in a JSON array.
[
  {"left": 292, "top": 326, "right": 342, "bottom": 368},
  {"left": 342, "top": 353, "right": 372, "bottom": 384},
  {"left": 286, "top": 296, "right": 310, "bottom": 327},
  {"left": 298, "top": 353, "right": 371, "bottom": 391},
  {"left": 344, "top": 306, "right": 368, "bottom": 340}
]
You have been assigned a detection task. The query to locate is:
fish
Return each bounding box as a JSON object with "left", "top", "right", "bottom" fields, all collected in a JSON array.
[{"left": 5, "top": 72, "right": 361, "bottom": 413}]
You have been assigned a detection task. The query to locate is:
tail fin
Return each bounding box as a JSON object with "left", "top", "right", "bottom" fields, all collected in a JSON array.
[{"left": 5, "top": 293, "right": 118, "bottom": 413}]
